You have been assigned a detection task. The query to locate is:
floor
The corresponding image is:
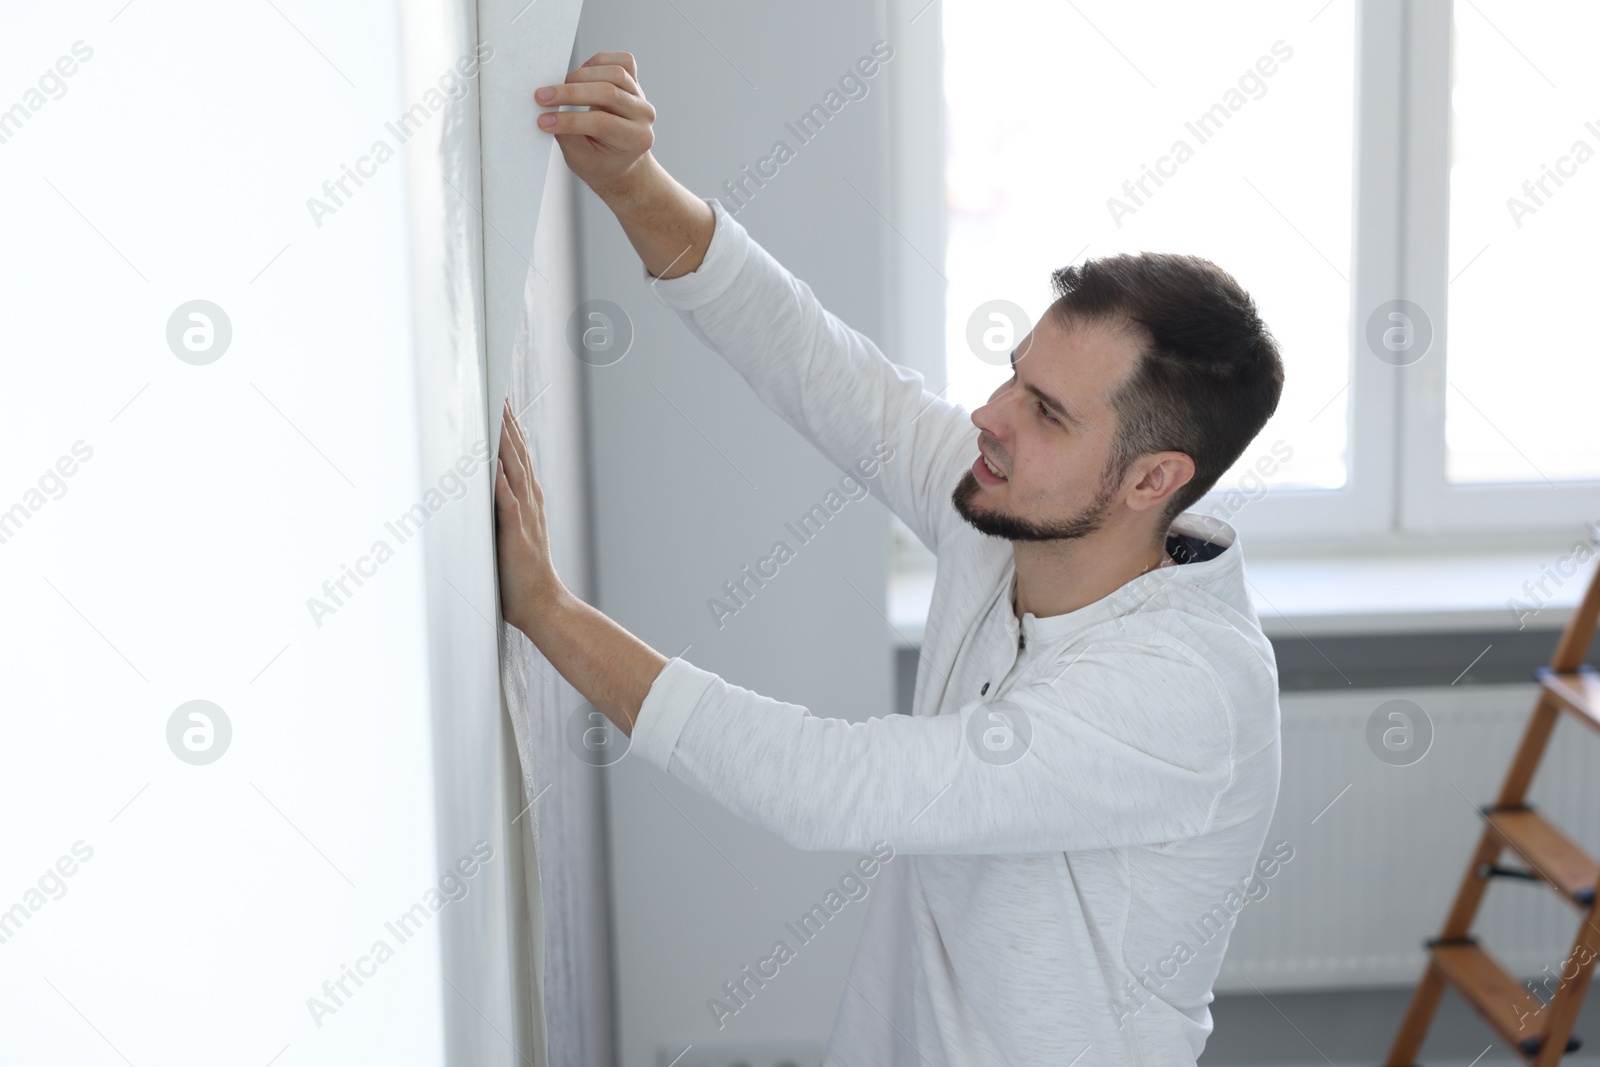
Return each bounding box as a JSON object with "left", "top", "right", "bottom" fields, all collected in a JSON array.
[{"left": 1202, "top": 984, "right": 1600, "bottom": 1065}]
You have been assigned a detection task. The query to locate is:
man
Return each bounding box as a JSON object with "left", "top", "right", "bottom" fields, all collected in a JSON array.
[{"left": 494, "top": 50, "right": 1285, "bottom": 1067}]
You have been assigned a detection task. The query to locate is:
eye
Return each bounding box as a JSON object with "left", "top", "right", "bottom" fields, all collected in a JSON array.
[{"left": 1005, "top": 368, "right": 1061, "bottom": 426}]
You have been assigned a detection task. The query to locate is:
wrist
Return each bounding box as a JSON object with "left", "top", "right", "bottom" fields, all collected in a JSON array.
[
  {"left": 593, "top": 153, "right": 666, "bottom": 216},
  {"left": 511, "top": 577, "right": 573, "bottom": 642}
]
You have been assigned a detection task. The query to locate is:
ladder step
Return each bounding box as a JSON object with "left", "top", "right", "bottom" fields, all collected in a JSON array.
[
  {"left": 1482, "top": 806, "right": 1600, "bottom": 907},
  {"left": 1537, "top": 665, "right": 1600, "bottom": 732},
  {"left": 1428, "top": 940, "right": 1577, "bottom": 1055}
]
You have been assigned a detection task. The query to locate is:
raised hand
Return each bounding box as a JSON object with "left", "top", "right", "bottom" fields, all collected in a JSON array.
[{"left": 535, "top": 51, "right": 657, "bottom": 200}]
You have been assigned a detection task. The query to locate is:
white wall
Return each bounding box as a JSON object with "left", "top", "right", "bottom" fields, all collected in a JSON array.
[
  {"left": 0, "top": 3, "right": 579, "bottom": 1063},
  {"left": 0, "top": 3, "right": 457, "bottom": 1062}
]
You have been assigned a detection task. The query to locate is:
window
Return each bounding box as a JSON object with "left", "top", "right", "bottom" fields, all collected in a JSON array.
[
  {"left": 892, "top": 0, "right": 1600, "bottom": 555},
  {"left": 1444, "top": 4, "right": 1600, "bottom": 486}
]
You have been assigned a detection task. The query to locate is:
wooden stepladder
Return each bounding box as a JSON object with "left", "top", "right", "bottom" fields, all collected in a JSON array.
[{"left": 1385, "top": 553, "right": 1600, "bottom": 1066}]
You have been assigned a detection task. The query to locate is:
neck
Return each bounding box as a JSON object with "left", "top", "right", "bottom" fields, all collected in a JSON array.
[{"left": 1011, "top": 525, "right": 1173, "bottom": 620}]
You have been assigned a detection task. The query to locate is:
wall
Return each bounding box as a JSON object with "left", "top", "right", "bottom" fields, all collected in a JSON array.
[
  {"left": 394, "top": 0, "right": 536, "bottom": 1061},
  {"left": 0, "top": 3, "right": 468, "bottom": 1063},
  {"left": 573, "top": 2, "right": 903, "bottom": 1063},
  {"left": 0, "top": 4, "right": 603, "bottom": 1064}
]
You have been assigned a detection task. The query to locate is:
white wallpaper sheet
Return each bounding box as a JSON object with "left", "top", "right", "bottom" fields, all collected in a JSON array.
[{"left": 476, "top": 2, "right": 614, "bottom": 1065}]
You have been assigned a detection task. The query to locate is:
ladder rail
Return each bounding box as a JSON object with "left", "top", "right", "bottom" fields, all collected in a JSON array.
[
  {"left": 1551, "top": 548, "right": 1600, "bottom": 673},
  {"left": 1531, "top": 900, "right": 1600, "bottom": 1067}
]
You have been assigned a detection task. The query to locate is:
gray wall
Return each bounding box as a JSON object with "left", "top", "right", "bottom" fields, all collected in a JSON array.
[{"left": 573, "top": 2, "right": 902, "bottom": 1063}]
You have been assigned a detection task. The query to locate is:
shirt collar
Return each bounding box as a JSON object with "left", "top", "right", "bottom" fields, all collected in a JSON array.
[{"left": 1005, "top": 512, "right": 1240, "bottom": 643}]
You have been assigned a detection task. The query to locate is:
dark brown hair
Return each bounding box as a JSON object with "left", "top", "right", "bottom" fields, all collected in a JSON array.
[{"left": 1047, "top": 252, "right": 1284, "bottom": 533}]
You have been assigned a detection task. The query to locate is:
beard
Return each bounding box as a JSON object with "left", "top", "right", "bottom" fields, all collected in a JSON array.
[{"left": 950, "top": 461, "right": 1122, "bottom": 543}]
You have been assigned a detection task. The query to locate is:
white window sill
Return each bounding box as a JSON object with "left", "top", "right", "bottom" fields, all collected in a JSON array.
[{"left": 887, "top": 543, "right": 1596, "bottom": 648}]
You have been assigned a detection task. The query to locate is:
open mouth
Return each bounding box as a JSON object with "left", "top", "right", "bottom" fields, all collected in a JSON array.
[{"left": 973, "top": 452, "right": 1007, "bottom": 484}]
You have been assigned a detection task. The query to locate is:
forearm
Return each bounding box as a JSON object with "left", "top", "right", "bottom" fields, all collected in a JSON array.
[
  {"left": 598, "top": 153, "right": 715, "bottom": 280},
  {"left": 517, "top": 585, "right": 668, "bottom": 738}
]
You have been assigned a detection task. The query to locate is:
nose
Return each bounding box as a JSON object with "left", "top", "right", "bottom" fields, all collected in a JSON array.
[
  {"left": 970, "top": 415, "right": 1007, "bottom": 472},
  {"left": 971, "top": 376, "right": 1016, "bottom": 441}
]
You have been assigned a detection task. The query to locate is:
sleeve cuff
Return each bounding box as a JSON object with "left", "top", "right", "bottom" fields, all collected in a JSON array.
[
  {"left": 642, "top": 197, "right": 749, "bottom": 310},
  {"left": 631, "top": 655, "right": 722, "bottom": 770}
]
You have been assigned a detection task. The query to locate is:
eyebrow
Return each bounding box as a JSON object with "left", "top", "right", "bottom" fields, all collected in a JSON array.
[{"left": 1010, "top": 347, "right": 1083, "bottom": 429}]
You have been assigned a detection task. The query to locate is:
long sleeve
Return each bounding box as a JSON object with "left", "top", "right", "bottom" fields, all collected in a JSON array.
[
  {"left": 645, "top": 197, "right": 978, "bottom": 554},
  {"left": 630, "top": 638, "right": 1238, "bottom": 856}
]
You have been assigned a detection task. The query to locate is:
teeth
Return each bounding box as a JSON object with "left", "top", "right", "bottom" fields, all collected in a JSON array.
[{"left": 982, "top": 455, "right": 1005, "bottom": 479}]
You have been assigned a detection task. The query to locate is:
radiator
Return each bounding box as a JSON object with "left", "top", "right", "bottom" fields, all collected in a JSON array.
[{"left": 1218, "top": 682, "right": 1600, "bottom": 994}]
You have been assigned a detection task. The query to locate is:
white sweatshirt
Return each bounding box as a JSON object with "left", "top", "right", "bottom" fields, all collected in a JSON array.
[{"left": 634, "top": 196, "right": 1283, "bottom": 1066}]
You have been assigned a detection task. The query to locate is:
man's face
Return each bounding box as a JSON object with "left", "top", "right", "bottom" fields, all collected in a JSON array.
[{"left": 951, "top": 314, "right": 1141, "bottom": 542}]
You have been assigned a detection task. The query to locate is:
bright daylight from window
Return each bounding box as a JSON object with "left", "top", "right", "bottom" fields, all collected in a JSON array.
[
  {"left": 1446, "top": 4, "right": 1600, "bottom": 484},
  {"left": 941, "top": 1, "right": 1354, "bottom": 496}
]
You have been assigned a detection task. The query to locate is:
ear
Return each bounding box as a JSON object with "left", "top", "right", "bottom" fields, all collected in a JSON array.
[{"left": 1123, "top": 451, "right": 1195, "bottom": 515}]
